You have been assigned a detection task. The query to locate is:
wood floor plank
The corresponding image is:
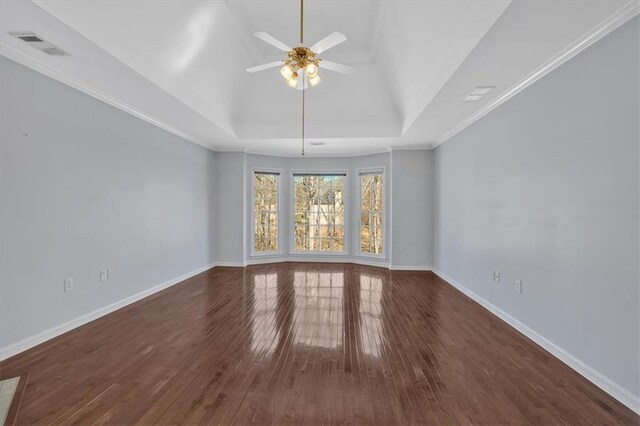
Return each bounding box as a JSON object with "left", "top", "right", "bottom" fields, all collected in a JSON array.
[{"left": 0, "top": 263, "right": 637, "bottom": 425}]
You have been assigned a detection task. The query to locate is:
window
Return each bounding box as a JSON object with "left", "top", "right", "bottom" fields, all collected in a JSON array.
[
  {"left": 293, "top": 173, "right": 345, "bottom": 252},
  {"left": 253, "top": 171, "right": 279, "bottom": 253},
  {"left": 360, "top": 170, "right": 383, "bottom": 255}
]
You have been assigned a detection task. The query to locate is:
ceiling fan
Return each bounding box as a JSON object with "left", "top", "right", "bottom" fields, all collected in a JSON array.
[{"left": 246, "top": 0, "right": 355, "bottom": 90}]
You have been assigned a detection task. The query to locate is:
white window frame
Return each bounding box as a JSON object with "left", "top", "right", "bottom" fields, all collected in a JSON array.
[
  {"left": 251, "top": 168, "right": 282, "bottom": 257},
  {"left": 357, "top": 167, "right": 386, "bottom": 259},
  {"left": 290, "top": 169, "right": 349, "bottom": 255}
]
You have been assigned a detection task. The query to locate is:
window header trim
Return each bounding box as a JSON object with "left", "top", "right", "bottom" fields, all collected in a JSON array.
[{"left": 293, "top": 172, "right": 347, "bottom": 177}]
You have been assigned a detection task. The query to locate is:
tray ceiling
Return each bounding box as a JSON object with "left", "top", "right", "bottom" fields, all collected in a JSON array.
[{"left": 0, "top": 0, "right": 636, "bottom": 156}]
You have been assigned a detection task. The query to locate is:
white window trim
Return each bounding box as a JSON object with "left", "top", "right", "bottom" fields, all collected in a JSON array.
[
  {"left": 289, "top": 169, "right": 349, "bottom": 256},
  {"left": 356, "top": 166, "right": 386, "bottom": 259},
  {"left": 251, "top": 167, "right": 283, "bottom": 257}
]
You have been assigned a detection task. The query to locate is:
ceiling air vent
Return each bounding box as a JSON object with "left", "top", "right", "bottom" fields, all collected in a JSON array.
[
  {"left": 9, "top": 32, "right": 69, "bottom": 56},
  {"left": 462, "top": 86, "right": 495, "bottom": 102}
]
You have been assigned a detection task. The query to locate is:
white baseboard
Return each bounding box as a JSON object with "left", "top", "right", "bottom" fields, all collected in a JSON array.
[
  {"left": 244, "top": 256, "right": 390, "bottom": 269},
  {"left": 243, "top": 257, "right": 435, "bottom": 271},
  {"left": 389, "top": 265, "right": 432, "bottom": 271},
  {"left": 214, "top": 261, "right": 246, "bottom": 267},
  {"left": 0, "top": 262, "right": 216, "bottom": 361},
  {"left": 432, "top": 269, "right": 640, "bottom": 415}
]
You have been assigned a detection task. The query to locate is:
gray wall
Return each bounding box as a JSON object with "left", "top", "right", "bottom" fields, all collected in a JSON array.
[
  {"left": 214, "top": 152, "right": 245, "bottom": 263},
  {"left": 391, "top": 150, "right": 435, "bottom": 268},
  {"left": 214, "top": 151, "right": 434, "bottom": 268},
  {"left": 0, "top": 57, "right": 217, "bottom": 352},
  {"left": 434, "top": 17, "right": 638, "bottom": 399}
]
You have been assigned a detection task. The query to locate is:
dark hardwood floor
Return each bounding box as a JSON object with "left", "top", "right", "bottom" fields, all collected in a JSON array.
[{"left": 1, "top": 263, "right": 637, "bottom": 425}]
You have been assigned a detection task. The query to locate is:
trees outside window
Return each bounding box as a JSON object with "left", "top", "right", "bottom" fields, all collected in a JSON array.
[
  {"left": 293, "top": 174, "right": 345, "bottom": 252},
  {"left": 360, "top": 172, "right": 383, "bottom": 255},
  {"left": 254, "top": 171, "right": 279, "bottom": 253}
]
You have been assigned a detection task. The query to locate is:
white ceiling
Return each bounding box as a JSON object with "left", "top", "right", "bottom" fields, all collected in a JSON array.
[{"left": 0, "top": 0, "right": 637, "bottom": 156}]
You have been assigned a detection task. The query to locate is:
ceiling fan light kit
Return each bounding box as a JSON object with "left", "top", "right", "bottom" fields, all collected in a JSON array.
[
  {"left": 246, "top": 0, "right": 354, "bottom": 154},
  {"left": 246, "top": 0, "right": 354, "bottom": 89},
  {"left": 280, "top": 46, "right": 322, "bottom": 88}
]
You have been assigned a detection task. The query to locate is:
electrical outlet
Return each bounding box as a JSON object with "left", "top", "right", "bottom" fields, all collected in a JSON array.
[
  {"left": 515, "top": 280, "right": 523, "bottom": 294},
  {"left": 100, "top": 269, "right": 108, "bottom": 282},
  {"left": 64, "top": 278, "right": 74, "bottom": 292},
  {"left": 107, "top": 269, "right": 113, "bottom": 280},
  {"left": 395, "top": 244, "right": 403, "bottom": 252},
  {"left": 496, "top": 272, "right": 501, "bottom": 283}
]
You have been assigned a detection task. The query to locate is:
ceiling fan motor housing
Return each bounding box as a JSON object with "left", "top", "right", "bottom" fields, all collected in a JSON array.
[{"left": 286, "top": 47, "right": 320, "bottom": 72}]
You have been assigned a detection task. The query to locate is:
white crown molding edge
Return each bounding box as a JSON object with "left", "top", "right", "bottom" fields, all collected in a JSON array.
[
  {"left": 242, "top": 147, "right": 393, "bottom": 158},
  {"left": 432, "top": 268, "right": 640, "bottom": 415},
  {"left": 0, "top": 262, "right": 216, "bottom": 362},
  {"left": 432, "top": 1, "right": 640, "bottom": 149},
  {"left": 0, "top": 41, "right": 216, "bottom": 152}
]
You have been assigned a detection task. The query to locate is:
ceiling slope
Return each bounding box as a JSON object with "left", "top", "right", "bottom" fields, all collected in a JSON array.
[{"left": 1, "top": 0, "right": 636, "bottom": 156}]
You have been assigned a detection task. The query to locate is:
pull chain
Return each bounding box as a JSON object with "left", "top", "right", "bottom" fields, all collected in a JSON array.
[
  {"left": 300, "top": 0, "right": 305, "bottom": 157},
  {"left": 302, "top": 81, "right": 305, "bottom": 156}
]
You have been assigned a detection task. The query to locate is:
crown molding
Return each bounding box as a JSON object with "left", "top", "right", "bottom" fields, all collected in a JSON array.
[
  {"left": 0, "top": 41, "right": 216, "bottom": 152},
  {"left": 242, "top": 147, "right": 392, "bottom": 158},
  {"left": 432, "top": 1, "right": 640, "bottom": 149}
]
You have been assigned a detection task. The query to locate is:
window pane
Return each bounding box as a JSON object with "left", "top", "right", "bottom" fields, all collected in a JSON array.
[
  {"left": 254, "top": 173, "right": 279, "bottom": 252},
  {"left": 293, "top": 174, "right": 346, "bottom": 252},
  {"left": 360, "top": 172, "right": 383, "bottom": 255}
]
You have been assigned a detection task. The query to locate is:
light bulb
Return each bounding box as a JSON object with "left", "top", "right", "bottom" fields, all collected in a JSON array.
[
  {"left": 305, "top": 63, "right": 318, "bottom": 78},
  {"left": 280, "top": 64, "right": 294, "bottom": 79},
  {"left": 308, "top": 74, "right": 321, "bottom": 87},
  {"left": 285, "top": 73, "right": 298, "bottom": 88}
]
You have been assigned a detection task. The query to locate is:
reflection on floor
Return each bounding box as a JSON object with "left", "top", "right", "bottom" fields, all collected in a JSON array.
[{"left": 0, "top": 263, "right": 637, "bottom": 425}]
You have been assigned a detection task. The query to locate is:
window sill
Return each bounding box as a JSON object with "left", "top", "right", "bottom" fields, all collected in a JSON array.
[{"left": 355, "top": 253, "right": 386, "bottom": 260}]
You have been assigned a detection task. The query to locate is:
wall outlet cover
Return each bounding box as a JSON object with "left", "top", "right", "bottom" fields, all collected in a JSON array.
[
  {"left": 64, "top": 278, "right": 74, "bottom": 292},
  {"left": 515, "top": 280, "right": 523, "bottom": 293}
]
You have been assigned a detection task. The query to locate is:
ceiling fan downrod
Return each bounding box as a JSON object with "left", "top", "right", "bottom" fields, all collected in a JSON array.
[
  {"left": 300, "top": 0, "right": 304, "bottom": 45},
  {"left": 300, "top": 0, "right": 305, "bottom": 156}
]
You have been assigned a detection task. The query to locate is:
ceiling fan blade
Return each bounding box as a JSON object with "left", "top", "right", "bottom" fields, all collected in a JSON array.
[
  {"left": 320, "top": 60, "right": 356, "bottom": 75},
  {"left": 254, "top": 32, "right": 292, "bottom": 52},
  {"left": 246, "top": 61, "right": 283, "bottom": 73},
  {"left": 310, "top": 31, "right": 346, "bottom": 54}
]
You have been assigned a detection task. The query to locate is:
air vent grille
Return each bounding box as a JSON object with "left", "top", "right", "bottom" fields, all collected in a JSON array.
[
  {"left": 9, "top": 32, "right": 69, "bottom": 56},
  {"left": 462, "top": 86, "right": 496, "bottom": 102},
  {"left": 18, "top": 35, "right": 43, "bottom": 42}
]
